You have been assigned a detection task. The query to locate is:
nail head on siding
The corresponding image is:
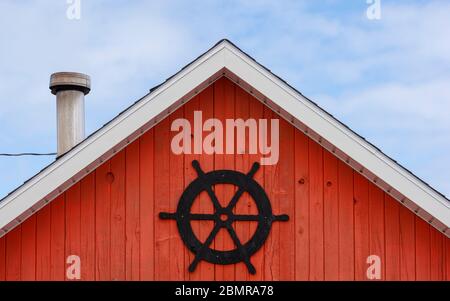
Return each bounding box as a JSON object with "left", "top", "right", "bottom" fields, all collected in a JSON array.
[{"left": 298, "top": 178, "right": 305, "bottom": 185}]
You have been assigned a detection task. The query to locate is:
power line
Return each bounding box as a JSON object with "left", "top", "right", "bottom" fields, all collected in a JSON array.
[{"left": 0, "top": 152, "right": 56, "bottom": 157}]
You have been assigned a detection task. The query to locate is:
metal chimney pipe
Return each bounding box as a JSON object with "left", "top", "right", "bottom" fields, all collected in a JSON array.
[{"left": 49, "top": 72, "right": 91, "bottom": 156}]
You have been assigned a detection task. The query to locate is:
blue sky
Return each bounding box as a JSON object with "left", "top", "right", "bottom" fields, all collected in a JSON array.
[{"left": 0, "top": 0, "right": 449, "bottom": 199}]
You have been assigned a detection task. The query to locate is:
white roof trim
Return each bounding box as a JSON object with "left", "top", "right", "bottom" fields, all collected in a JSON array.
[{"left": 1, "top": 40, "right": 449, "bottom": 238}]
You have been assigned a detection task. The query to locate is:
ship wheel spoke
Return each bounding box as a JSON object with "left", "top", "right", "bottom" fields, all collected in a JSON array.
[
  {"left": 188, "top": 213, "right": 216, "bottom": 221},
  {"left": 226, "top": 224, "right": 256, "bottom": 274},
  {"left": 189, "top": 223, "right": 221, "bottom": 272},
  {"left": 226, "top": 162, "right": 260, "bottom": 211},
  {"left": 192, "top": 160, "right": 223, "bottom": 211},
  {"left": 226, "top": 187, "right": 246, "bottom": 212},
  {"left": 233, "top": 214, "right": 260, "bottom": 221}
]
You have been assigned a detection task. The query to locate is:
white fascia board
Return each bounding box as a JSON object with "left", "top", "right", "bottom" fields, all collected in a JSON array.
[
  {"left": 0, "top": 42, "right": 228, "bottom": 231},
  {"left": 221, "top": 44, "right": 450, "bottom": 228}
]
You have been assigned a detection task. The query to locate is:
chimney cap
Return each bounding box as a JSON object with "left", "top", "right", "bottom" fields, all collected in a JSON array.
[{"left": 50, "top": 72, "right": 91, "bottom": 95}]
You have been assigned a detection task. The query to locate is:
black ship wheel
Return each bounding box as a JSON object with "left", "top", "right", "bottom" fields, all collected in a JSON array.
[{"left": 159, "top": 160, "right": 289, "bottom": 274}]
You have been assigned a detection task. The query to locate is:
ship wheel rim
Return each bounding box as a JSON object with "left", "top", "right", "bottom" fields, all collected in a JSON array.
[
  {"left": 176, "top": 168, "right": 273, "bottom": 265},
  {"left": 159, "top": 160, "right": 289, "bottom": 274}
]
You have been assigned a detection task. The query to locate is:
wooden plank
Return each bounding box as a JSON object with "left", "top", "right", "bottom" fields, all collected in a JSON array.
[
  {"left": 323, "top": 150, "right": 339, "bottom": 280},
  {"left": 368, "top": 183, "right": 385, "bottom": 280},
  {"left": 65, "top": 183, "right": 81, "bottom": 281},
  {"left": 80, "top": 173, "right": 96, "bottom": 280},
  {"left": 50, "top": 195, "right": 65, "bottom": 280},
  {"left": 139, "top": 129, "right": 155, "bottom": 280},
  {"left": 110, "top": 151, "right": 126, "bottom": 280},
  {"left": 21, "top": 215, "right": 37, "bottom": 280},
  {"left": 415, "top": 216, "right": 431, "bottom": 280},
  {"left": 294, "top": 131, "right": 309, "bottom": 280},
  {"left": 353, "top": 172, "right": 369, "bottom": 280},
  {"left": 197, "top": 85, "right": 215, "bottom": 280},
  {"left": 399, "top": 205, "right": 415, "bottom": 280},
  {"left": 308, "top": 139, "right": 324, "bottom": 280},
  {"left": 247, "top": 93, "right": 265, "bottom": 281},
  {"left": 213, "top": 78, "right": 235, "bottom": 281},
  {"left": 169, "top": 108, "right": 185, "bottom": 280},
  {"left": 95, "top": 162, "right": 111, "bottom": 280},
  {"left": 154, "top": 115, "right": 171, "bottom": 280},
  {"left": 234, "top": 84, "right": 250, "bottom": 281},
  {"left": 36, "top": 204, "right": 51, "bottom": 280},
  {"left": 384, "top": 195, "right": 400, "bottom": 280},
  {"left": 278, "top": 118, "right": 295, "bottom": 280},
  {"left": 126, "top": 141, "right": 141, "bottom": 280},
  {"left": 0, "top": 235, "right": 5, "bottom": 280},
  {"left": 263, "top": 107, "right": 280, "bottom": 280},
  {"left": 446, "top": 237, "right": 450, "bottom": 280},
  {"left": 430, "top": 229, "right": 443, "bottom": 280},
  {"left": 183, "top": 94, "right": 201, "bottom": 280},
  {"left": 5, "top": 225, "right": 21, "bottom": 280},
  {"left": 338, "top": 161, "right": 354, "bottom": 280}
]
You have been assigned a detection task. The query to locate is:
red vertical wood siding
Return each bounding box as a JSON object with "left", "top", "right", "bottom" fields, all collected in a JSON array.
[{"left": 0, "top": 77, "right": 449, "bottom": 281}]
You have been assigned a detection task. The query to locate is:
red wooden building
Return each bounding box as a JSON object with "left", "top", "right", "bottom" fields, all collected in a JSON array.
[{"left": 0, "top": 40, "right": 449, "bottom": 281}]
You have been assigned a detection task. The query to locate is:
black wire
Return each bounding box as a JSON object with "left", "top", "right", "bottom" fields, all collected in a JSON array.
[{"left": 0, "top": 152, "right": 56, "bottom": 157}]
